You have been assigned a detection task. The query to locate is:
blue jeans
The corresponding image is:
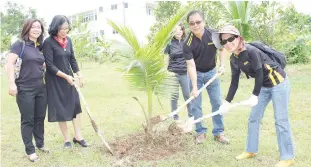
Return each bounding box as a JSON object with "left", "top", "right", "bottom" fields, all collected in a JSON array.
[
  {"left": 246, "top": 77, "right": 294, "bottom": 160},
  {"left": 190, "top": 68, "right": 224, "bottom": 136},
  {"left": 171, "top": 74, "right": 192, "bottom": 120}
]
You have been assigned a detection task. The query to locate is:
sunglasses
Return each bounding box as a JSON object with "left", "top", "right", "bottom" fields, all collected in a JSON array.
[
  {"left": 189, "top": 20, "right": 202, "bottom": 26},
  {"left": 220, "top": 35, "right": 238, "bottom": 45}
]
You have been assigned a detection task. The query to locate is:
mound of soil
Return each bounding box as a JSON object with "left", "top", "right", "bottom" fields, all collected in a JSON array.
[{"left": 110, "top": 130, "right": 190, "bottom": 162}]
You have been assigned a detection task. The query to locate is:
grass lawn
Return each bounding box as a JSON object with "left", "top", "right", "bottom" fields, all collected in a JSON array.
[{"left": 1, "top": 62, "right": 310, "bottom": 167}]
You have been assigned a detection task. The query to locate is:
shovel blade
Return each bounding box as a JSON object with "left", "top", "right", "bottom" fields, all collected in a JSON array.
[{"left": 176, "top": 116, "right": 195, "bottom": 133}]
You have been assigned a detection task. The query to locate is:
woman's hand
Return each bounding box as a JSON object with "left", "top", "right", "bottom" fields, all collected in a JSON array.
[
  {"left": 9, "top": 83, "right": 18, "bottom": 96},
  {"left": 65, "top": 75, "right": 74, "bottom": 85}
]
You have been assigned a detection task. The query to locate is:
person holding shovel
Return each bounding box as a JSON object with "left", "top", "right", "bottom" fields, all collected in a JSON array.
[
  {"left": 183, "top": 10, "right": 229, "bottom": 144},
  {"left": 164, "top": 23, "right": 192, "bottom": 120},
  {"left": 43, "top": 15, "right": 89, "bottom": 148},
  {"left": 214, "top": 25, "right": 294, "bottom": 167}
]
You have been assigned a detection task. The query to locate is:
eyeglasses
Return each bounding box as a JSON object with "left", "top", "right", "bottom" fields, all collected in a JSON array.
[
  {"left": 189, "top": 20, "right": 202, "bottom": 27},
  {"left": 220, "top": 35, "right": 238, "bottom": 45}
]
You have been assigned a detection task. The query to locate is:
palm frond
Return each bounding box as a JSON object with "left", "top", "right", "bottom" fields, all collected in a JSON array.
[{"left": 107, "top": 20, "right": 141, "bottom": 52}]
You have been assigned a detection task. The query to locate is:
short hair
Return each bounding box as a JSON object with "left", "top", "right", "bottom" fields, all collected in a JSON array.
[
  {"left": 48, "top": 15, "right": 71, "bottom": 36},
  {"left": 187, "top": 10, "right": 204, "bottom": 23},
  {"left": 20, "top": 18, "right": 45, "bottom": 46}
]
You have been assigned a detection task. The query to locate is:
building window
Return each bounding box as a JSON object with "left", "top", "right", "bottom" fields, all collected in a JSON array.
[
  {"left": 99, "top": 6, "right": 103, "bottom": 12},
  {"left": 81, "top": 12, "right": 97, "bottom": 23},
  {"left": 100, "top": 30, "right": 105, "bottom": 36},
  {"left": 111, "top": 4, "right": 117, "bottom": 10},
  {"left": 113, "top": 29, "right": 118, "bottom": 34},
  {"left": 146, "top": 6, "right": 153, "bottom": 16},
  {"left": 124, "top": 2, "right": 128, "bottom": 8}
]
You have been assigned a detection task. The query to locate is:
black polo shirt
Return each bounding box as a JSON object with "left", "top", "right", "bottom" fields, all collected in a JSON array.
[
  {"left": 183, "top": 28, "right": 218, "bottom": 72},
  {"left": 226, "top": 44, "right": 287, "bottom": 102},
  {"left": 231, "top": 44, "right": 286, "bottom": 87},
  {"left": 10, "top": 40, "right": 45, "bottom": 88}
]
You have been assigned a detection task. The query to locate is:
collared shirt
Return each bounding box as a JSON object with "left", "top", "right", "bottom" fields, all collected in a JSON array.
[
  {"left": 165, "top": 38, "right": 187, "bottom": 75},
  {"left": 231, "top": 44, "right": 286, "bottom": 87},
  {"left": 10, "top": 40, "right": 45, "bottom": 88},
  {"left": 183, "top": 28, "right": 218, "bottom": 72}
]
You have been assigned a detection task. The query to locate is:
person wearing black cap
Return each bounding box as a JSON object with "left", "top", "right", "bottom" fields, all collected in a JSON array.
[{"left": 214, "top": 25, "right": 294, "bottom": 167}]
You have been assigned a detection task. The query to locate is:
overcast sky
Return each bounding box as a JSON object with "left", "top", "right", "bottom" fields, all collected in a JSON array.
[{"left": 1, "top": 0, "right": 310, "bottom": 24}]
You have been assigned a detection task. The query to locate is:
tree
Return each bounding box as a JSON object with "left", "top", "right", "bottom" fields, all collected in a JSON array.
[
  {"left": 1, "top": 1, "right": 45, "bottom": 52},
  {"left": 108, "top": 5, "right": 191, "bottom": 140},
  {"left": 70, "top": 18, "right": 97, "bottom": 68},
  {"left": 222, "top": 1, "right": 254, "bottom": 40},
  {"left": 147, "top": 1, "right": 181, "bottom": 43}
]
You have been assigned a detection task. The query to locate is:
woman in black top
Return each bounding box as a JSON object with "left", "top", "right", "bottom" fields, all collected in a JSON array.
[
  {"left": 6, "top": 19, "right": 48, "bottom": 162},
  {"left": 164, "top": 24, "right": 191, "bottom": 120},
  {"left": 213, "top": 25, "right": 294, "bottom": 167},
  {"left": 43, "top": 15, "right": 88, "bottom": 148}
]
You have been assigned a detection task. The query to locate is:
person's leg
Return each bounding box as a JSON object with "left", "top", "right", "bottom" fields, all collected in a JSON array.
[
  {"left": 170, "top": 74, "right": 180, "bottom": 120},
  {"left": 246, "top": 88, "right": 271, "bottom": 153},
  {"left": 72, "top": 113, "right": 83, "bottom": 140},
  {"left": 72, "top": 113, "right": 88, "bottom": 147},
  {"left": 58, "top": 122, "right": 70, "bottom": 142},
  {"left": 236, "top": 87, "right": 271, "bottom": 160},
  {"left": 33, "top": 85, "right": 47, "bottom": 149},
  {"left": 271, "top": 78, "right": 294, "bottom": 161},
  {"left": 205, "top": 69, "right": 224, "bottom": 136},
  {"left": 189, "top": 72, "right": 206, "bottom": 134},
  {"left": 179, "top": 74, "right": 192, "bottom": 117},
  {"left": 16, "top": 87, "right": 38, "bottom": 160}
]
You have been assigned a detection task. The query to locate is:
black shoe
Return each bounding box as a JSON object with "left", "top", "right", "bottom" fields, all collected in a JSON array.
[
  {"left": 63, "top": 142, "right": 72, "bottom": 149},
  {"left": 73, "top": 137, "right": 89, "bottom": 147},
  {"left": 37, "top": 147, "right": 50, "bottom": 153}
]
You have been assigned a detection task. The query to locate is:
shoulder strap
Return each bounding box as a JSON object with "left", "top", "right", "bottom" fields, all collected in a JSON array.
[{"left": 19, "top": 40, "right": 26, "bottom": 58}]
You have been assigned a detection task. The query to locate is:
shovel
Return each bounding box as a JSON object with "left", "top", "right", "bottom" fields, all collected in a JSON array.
[
  {"left": 150, "top": 72, "right": 223, "bottom": 125},
  {"left": 70, "top": 67, "right": 114, "bottom": 155},
  {"left": 176, "top": 102, "right": 245, "bottom": 133}
]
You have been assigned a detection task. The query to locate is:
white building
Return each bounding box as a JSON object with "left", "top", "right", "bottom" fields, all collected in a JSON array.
[{"left": 67, "top": 1, "right": 156, "bottom": 45}]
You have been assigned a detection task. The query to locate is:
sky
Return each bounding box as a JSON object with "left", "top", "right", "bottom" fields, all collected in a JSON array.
[{"left": 1, "top": 0, "right": 310, "bottom": 24}]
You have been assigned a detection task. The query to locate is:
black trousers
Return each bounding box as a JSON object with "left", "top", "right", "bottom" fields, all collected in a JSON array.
[{"left": 16, "top": 83, "right": 47, "bottom": 155}]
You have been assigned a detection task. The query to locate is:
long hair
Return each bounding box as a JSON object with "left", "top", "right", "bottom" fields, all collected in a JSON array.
[
  {"left": 20, "top": 18, "right": 45, "bottom": 45},
  {"left": 178, "top": 23, "right": 186, "bottom": 40}
]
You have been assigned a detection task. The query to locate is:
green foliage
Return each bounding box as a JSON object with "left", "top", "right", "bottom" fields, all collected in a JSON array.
[
  {"left": 222, "top": 1, "right": 253, "bottom": 40},
  {"left": 0, "top": 2, "right": 45, "bottom": 52},
  {"left": 147, "top": 1, "right": 181, "bottom": 43},
  {"left": 108, "top": 5, "right": 190, "bottom": 130}
]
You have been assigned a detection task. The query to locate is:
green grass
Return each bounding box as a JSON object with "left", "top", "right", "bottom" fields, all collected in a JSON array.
[{"left": 1, "top": 62, "right": 311, "bottom": 167}]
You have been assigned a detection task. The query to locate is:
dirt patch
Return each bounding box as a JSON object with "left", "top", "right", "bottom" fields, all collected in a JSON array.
[{"left": 109, "top": 130, "right": 190, "bottom": 163}]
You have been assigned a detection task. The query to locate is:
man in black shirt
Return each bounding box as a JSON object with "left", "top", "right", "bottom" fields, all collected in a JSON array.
[{"left": 183, "top": 10, "right": 229, "bottom": 144}]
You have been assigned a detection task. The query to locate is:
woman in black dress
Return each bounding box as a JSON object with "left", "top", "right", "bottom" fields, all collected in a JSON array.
[{"left": 43, "top": 15, "right": 88, "bottom": 148}]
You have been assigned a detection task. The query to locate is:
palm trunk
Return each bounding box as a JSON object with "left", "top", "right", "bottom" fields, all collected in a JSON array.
[{"left": 144, "top": 90, "right": 154, "bottom": 142}]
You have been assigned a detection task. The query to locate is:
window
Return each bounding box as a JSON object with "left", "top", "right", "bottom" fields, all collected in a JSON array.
[
  {"left": 99, "top": 6, "right": 103, "bottom": 12},
  {"left": 124, "top": 2, "right": 128, "bottom": 8},
  {"left": 111, "top": 4, "right": 117, "bottom": 10},
  {"left": 100, "top": 30, "right": 105, "bottom": 36},
  {"left": 81, "top": 12, "right": 97, "bottom": 23},
  {"left": 146, "top": 6, "right": 153, "bottom": 16},
  {"left": 113, "top": 29, "right": 118, "bottom": 34}
]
